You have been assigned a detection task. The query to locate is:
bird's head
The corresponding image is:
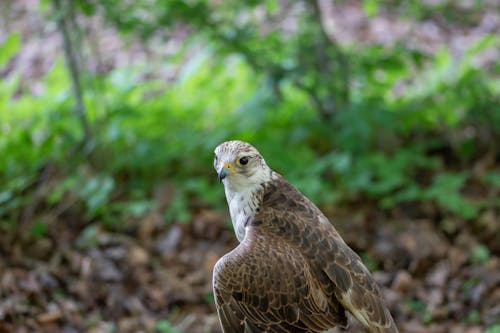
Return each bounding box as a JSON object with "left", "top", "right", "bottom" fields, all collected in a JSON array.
[{"left": 214, "top": 140, "right": 272, "bottom": 191}]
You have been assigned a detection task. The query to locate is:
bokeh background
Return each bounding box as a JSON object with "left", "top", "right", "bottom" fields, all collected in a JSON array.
[{"left": 1, "top": 1, "right": 499, "bottom": 332}]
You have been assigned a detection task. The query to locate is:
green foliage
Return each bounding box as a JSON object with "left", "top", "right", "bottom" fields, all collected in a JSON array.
[
  {"left": 76, "top": 225, "right": 100, "bottom": 249},
  {"left": 360, "top": 252, "right": 380, "bottom": 272},
  {"left": 404, "top": 298, "right": 432, "bottom": 324},
  {"left": 362, "top": 0, "right": 379, "bottom": 17},
  {"left": 390, "top": 34, "right": 500, "bottom": 133},
  {"left": 470, "top": 244, "right": 490, "bottom": 264},
  {"left": 155, "top": 320, "right": 180, "bottom": 333},
  {"left": 31, "top": 219, "right": 49, "bottom": 238},
  {"left": 486, "top": 325, "right": 500, "bottom": 333},
  {"left": 462, "top": 277, "right": 480, "bottom": 299},
  {"left": 1, "top": 0, "right": 499, "bottom": 231},
  {"left": 78, "top": 0, "right": 351, "bottom": 120},
  {"left": 466, "top": 309, "right": 481, "bottom": 324},
  {"left": 425, "top": 172, "right": 478, "bottom": 219},
  {"left": 0, "top": 33, "right": 20, "bottom": 67},
  {"left": 483, "top": 171, "right": 500, "bottom": 189},
  {"left": 78, "top": 174, "right": 115, "bottom": 218}
]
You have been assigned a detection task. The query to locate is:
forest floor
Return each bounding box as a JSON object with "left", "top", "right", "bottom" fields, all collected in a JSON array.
[
  {"left": 1, "top": 197, "right": 499, "bottom": 333},
  {"left": 1, "top": 1, "right": 500, "bottom": 332}
]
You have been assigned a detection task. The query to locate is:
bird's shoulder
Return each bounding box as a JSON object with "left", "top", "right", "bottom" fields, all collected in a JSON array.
[
  {"left": 248, "top": 173, "right": 336, "bottom": 239},
  {"left": 259, "top": 173, "right": 316, "bottom": 211}
]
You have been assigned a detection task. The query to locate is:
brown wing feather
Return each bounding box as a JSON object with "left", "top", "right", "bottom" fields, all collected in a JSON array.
[
  {"left": 251, "top": 174, "right": 398, "bottom": 333},
  {"left": 213, "top": 229, "right": 348, "bottom": 333}
]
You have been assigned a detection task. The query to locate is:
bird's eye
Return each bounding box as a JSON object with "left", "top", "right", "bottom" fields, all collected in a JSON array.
[{"left": 239, "top": 156, "right": 249, "bottom": 165}]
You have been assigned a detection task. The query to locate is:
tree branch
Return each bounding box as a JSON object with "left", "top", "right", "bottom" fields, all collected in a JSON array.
[{"left": 52, "top": 0, "right": 91, "bottom": 145}]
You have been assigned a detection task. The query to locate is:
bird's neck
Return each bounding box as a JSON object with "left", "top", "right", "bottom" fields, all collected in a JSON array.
[
  {"left": 224, "top": 183, "right": 262, "bottom": 242},
  {"left": 224, "top": 170, "right": 275, "bottom": 242}
]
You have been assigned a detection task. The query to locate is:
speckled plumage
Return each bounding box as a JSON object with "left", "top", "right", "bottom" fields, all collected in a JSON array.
[{"left": 213, "top": 141, "right": 398, "bottom": 333}]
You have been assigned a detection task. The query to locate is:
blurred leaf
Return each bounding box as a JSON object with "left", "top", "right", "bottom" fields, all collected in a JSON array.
[
  {"left": 30, "top": 220, "right": 48, "bottom": 238},
  {"left": 466, "top": 309, "right": 481, "bottom": 324},
  {"left": 0, "top": 191, "right": 12, "bottom": 205},
  {"left": 264, "top": 0, "right": 278, "bottom": 14},
  {"left": 381, "top": 184, "right": 422, "bottom": 209},
  {"left": 0, "top": 33, "right": 20, "bottom": 67},
  {"left": 485, "top": 325, "right": 500, "bottom": 333},
  {"left": 470, "top": 244, "right": 490, "bottom": 264},
  {"left": 47, "top": 176, "right": 77, "bottom": 205},
  {"left": 404, "top": 298, "right": 426, "bottom": 314},
  {"left": 112, "top": 199, "right": 156, "bottom": 218},
  {"left": 463, "top": 277, "right": 480, "bottom": 298},
  {"left": 164, "top": 192, "right": 190, "bottom": 224},
  {"left": 425, "top": 172, "right": 479, "bottom": 219},
  {"left": 360, "top": 252, "right": 379, "bottom": 272},
  {"left": 76, "top": 224, "right": 100, "bottom": 249},
  {"left": 78, "top": 175, "right": 115, "bottom": 217},
  {"left": 362, "top": 0, "right": 379, "bottom": 17},
  {"left": 155, "top": 320, "right": 180, "bottom": 333},
  {"left": 203, "top": 292, "right": 215, "bottom": 305},
  {"left": 483, "top": 171, "right": 500, "bottom": 189},
  {"left": 465, "top": 34, "right": 500, "bottom": 56}
]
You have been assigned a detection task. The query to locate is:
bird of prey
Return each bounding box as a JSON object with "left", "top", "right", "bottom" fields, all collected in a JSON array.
[{"left": 213, "top": 140, "right": 399, "bottom": 333}]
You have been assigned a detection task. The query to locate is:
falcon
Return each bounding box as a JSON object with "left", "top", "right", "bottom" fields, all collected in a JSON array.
[{"left": 213, "top": 140, "right": 399, "bottom": 333}]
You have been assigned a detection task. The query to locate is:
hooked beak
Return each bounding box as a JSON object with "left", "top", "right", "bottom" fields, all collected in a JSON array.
[{"left": 218, "top": 164, "right": 232, "bottom": 183}]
